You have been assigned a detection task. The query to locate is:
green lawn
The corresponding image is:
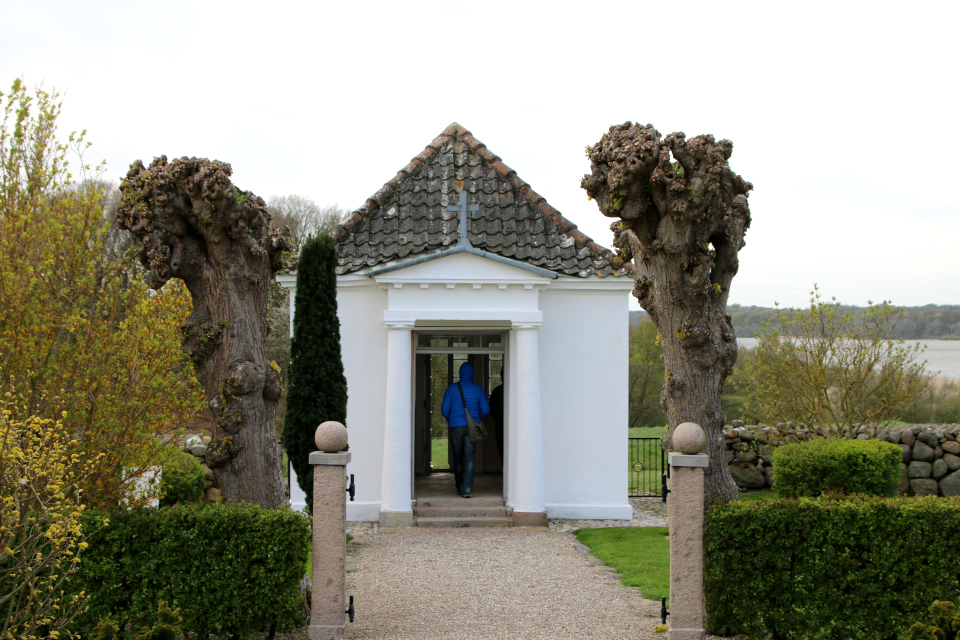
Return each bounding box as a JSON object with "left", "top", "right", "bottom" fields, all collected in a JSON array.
[
  {"left": 431, "top": 438, "right": 449, "bottom": 470},
  {"left": 575, "top": 527, "right": 670, "bottom": 604},
  {"left": 629, "top": 426, "right": 667, "bottom": 438}
]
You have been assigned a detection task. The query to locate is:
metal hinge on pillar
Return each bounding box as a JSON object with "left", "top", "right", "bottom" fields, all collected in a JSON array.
[
  {"left": 661, "top": 596, "right": 669, "bottom": 625},
  {"left": 346, "top": 595, "right": 355, "bottom": 622},
  {"left": 346, "top": 474, "right": 355, "bottom": 502},
  {"left": 661, "top": 464, "right": 671, "bottom": 503}
]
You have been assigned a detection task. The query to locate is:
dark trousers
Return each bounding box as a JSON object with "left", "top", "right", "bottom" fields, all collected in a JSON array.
[{"left": 449, "top": 426, "right": 476, "bottom": 493}]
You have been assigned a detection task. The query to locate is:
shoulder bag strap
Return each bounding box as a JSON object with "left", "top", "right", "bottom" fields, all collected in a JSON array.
[{"left": 457, "top": 382, "right": 469, "bottom": 415}]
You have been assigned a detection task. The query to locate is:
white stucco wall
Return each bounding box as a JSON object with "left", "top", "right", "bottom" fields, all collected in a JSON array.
[
  {"left": 282, "top": 255, "right": 633, "bottom": 522},
  {"left": 335, "top": 278, "right": 389, "bottom": 521},
  {"left": 538, "top": 284, "right": 632, "bottom": 519}
]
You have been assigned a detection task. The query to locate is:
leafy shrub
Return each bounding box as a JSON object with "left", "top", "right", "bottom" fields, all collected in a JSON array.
[
  {"left": 908, "top": 600, "right": 960, "bottom": 640},
  {"left": 71, "top": 502, "right": 310, "bottom": 639},
  {"left": 158, "top": 449, "right": 205, "bottom": 506},
  {"left": 772, "top": 438, "right": 901, "bottom": 497},
  {"left": 705, "top": 494, "right": 960, "bottom": 640},
  {"left": 0, "top": 400, "right": 105, "bottom": 640}
]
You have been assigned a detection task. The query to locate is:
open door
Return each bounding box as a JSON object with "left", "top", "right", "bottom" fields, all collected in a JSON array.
[{"left": 414, "top": 331, "right": 504, "bottom": 476}]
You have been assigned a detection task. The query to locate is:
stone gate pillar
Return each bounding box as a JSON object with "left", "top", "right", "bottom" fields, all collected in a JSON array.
[
  {"left": 310, "top": 422, "right": 351, "bottom": 640},
  {"left": 668, "top": 422, "right": 709, "bottom": 640}
]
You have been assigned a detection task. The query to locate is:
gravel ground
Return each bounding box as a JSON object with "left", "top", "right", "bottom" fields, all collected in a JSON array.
[
  {"left": 296, "top": 499, "right": 727, "bottom": 640},
  {"left": 344, "top": 528, "right": 662, "bottom": 640}
]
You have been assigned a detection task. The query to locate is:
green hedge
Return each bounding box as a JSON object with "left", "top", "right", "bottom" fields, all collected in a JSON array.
[
  {"left": 772, "top": 438, "right": 902, "bottom": 497},
  {"left": 159, "top": 449, "right": 205, "bottom": 507},
  {"left": 705, "top": 494, "right": 960, "bottom": 640},
  {"left": 72, "top": 502, "right": 310, "bottom": 639}
]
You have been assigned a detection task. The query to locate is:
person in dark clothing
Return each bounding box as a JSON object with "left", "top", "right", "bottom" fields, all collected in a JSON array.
[
  {"left": 440, "top": 361, "right": 490, "bottom": 498},
  {"left": 488, "top": 382, "right": 504, "bottom": 461}
]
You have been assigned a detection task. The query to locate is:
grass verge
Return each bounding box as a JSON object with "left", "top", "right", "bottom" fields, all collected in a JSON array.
[{"left": 574, "top": 526, "right": 670, "bottom": 604}]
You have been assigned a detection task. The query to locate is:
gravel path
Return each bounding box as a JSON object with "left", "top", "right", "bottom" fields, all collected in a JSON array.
[
  {"left": 344, "top": 528, "right": 664, "bottom": 640},
  {"left": 336, "top": 499, "right": 676, "bottom": 640}
]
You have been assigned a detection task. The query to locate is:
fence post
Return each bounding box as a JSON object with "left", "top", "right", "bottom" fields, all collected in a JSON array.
[
  {"left": 309, "top": 422, "right": 351, "bottom": 640},
  {"left": 667, "top": 422, "right": 708, "bottom": 640}
]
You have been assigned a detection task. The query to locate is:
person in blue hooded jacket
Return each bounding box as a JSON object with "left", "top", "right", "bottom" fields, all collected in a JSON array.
[{"left": 440, "top": 361, "right": 490, "bottom": 498}]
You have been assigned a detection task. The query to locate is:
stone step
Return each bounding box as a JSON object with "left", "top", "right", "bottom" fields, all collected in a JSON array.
[
  {"left": 415, "top": 516, "right": 513, "bottom": 528},
  {"left": 415, "top": 497, "right": 504, "bottom": 508},
  {"left": 415, "top": 505, "right": 509, "bottom": 518}
]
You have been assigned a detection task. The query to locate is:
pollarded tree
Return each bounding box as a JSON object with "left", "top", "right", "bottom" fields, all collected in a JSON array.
[
  {"left": 116, "top": 156, "right": 292, "bottom": 508},
  {"left": 282, "top": 233, "right": 348, "bottom": 510},
  {"left": 582, "top": 122, "right": 752, "bottom": 505}
]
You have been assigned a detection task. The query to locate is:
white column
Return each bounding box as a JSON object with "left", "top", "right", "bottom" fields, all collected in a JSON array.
[
  {"left": 379, "top": 321, "right": 414, "bottom": 528},
  {"left": 511, "top": 323, "right": 546, "bottom": 526}
]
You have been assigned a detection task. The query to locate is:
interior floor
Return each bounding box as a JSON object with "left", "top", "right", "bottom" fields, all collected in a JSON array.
[{"left": 414, "top": 472, "right": 504, "bottom": 500}]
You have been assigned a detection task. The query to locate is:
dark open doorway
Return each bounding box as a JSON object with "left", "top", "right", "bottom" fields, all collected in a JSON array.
[{"left": 413, "top": 331, "right": 505, "bottom": 497}]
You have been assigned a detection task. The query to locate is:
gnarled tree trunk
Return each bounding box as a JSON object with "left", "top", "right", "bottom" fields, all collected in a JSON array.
[
  {"left": 117, "top": 156, "right": 292, "bottom": 508},
  {"left": 582, "top": 123, "right": 752, "bottom": 506}
]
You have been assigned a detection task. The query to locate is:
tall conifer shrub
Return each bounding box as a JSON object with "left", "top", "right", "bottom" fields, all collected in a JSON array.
[{"left": 282, "top": 232, "right": 347, "bottom": 509}]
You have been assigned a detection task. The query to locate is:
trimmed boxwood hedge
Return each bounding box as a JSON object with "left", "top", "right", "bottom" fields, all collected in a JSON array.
[
  {"left": 71, "top": 502, "right": 310, "bottom": 639},
  {"left": 705, "top": 494, "right": 960, "bottom": 640},
  {"left": 772, "top": 438, "right": 902, "bottom": 497}
]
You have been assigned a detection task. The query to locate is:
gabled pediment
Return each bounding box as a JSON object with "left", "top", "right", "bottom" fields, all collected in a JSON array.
[
  {"left": 333, "top": 123, "right": 633, "bottom": 279},
  {"left": 370, "top": 249, "right": 554, "bottom": 286}
]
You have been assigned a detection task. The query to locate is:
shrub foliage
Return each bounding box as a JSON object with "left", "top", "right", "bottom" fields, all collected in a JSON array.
[
  {"left": 71, "top": 503, "right": 310, "bottom": 639},
  {"left": 772, "top": 438, "right": 902, "bottom": 497},
  {"left": 158, "top": 450, "right": 205, "bottom": 507},
  {"left": 705, "top": 494, "right": 960, "bottom": 640},
  {"left": 738, "top": 287, "right": 930, "bottom": 438},
  {"left": 0, "top": 401, "right": 102, "bottom": 640}
]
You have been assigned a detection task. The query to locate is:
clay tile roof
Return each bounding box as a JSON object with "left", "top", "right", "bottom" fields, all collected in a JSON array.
[{"left": 334, "top": 123, "right": 634, "bottom": 278}]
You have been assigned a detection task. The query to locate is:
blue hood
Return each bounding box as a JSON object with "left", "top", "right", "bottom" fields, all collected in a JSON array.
[{"left": 458, "top": 361, "right": 474, "bottom": 383}]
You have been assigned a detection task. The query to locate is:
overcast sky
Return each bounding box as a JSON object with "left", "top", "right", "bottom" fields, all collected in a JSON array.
[{"left": 3, "top": 1, "right": 958, "bottom": 309}]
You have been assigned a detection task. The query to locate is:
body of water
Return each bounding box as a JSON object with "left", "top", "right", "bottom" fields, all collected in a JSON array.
[{"left": 736, "top": 338, "right": 960, "bottom": 379}]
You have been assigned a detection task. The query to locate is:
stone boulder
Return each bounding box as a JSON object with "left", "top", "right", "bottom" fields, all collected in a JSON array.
[
  {"left": 910, "top": 478, "right": 939, "bottom": 496},
  {"left": 919, "top": 429, "right": 939, "bottom": 448},
  {"left": 944, "top": 453, "right": 960, "bottom": 472},
  {"left": 736, "top": 450, "right": 759, "bottom": 465},
  {"left": 933, "top": 459, "right": 949, "bottom": 479},
  {"left": 899, "top": 444, "right": 912, "bottom": 464},
  {"left": 901, "top": 429, "right": 916, "bottom": 447},
  {"left": 912, "top": 441, "right": 936, "bottom": 463},
  {"left": 729, "top": 464, "right": 767, "bottom": 489},
  {"left": 908, "top": 461, "right": 932, "bottom": 479},
  {"left": 942, "top": 440, "right": 960, "bottom": 455},
  {"left": 939, "top": 470, "right": 960, "bottom": 497}
]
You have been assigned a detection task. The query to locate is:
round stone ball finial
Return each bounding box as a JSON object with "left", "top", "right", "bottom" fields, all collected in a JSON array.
[
  {"left": 315, "top": 421, "right": 348, "bottom": 453},
  {"left": 674, "top": 422, "right": 706, "bottom": 455}
]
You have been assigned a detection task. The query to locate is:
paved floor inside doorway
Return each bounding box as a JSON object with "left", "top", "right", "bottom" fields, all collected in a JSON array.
[{"left": 414, "top": 472, "right": 502, "bottom": 501}]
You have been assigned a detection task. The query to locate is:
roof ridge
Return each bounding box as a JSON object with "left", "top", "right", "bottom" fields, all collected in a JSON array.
[{"left": 333, "top": 123, "right": 633, "bottom": 275}]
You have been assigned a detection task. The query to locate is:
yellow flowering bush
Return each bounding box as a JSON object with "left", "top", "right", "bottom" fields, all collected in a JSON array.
[{"left": 0, "top": 399, "right": 103, "bottom": 640}]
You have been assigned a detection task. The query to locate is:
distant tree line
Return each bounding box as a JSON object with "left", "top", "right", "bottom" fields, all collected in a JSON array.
[{"left": 631, "top": 304, "right": 960, "bottom": 340}]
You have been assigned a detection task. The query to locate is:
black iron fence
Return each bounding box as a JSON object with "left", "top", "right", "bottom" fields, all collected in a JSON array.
[{"left": 629, "top": 437, "right": 665, "bottom": 498}]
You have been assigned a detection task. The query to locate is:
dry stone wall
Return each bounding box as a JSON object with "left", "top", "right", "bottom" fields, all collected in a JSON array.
[{"left": 723, "top": 420, "right": 960, "bottom": 497}]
